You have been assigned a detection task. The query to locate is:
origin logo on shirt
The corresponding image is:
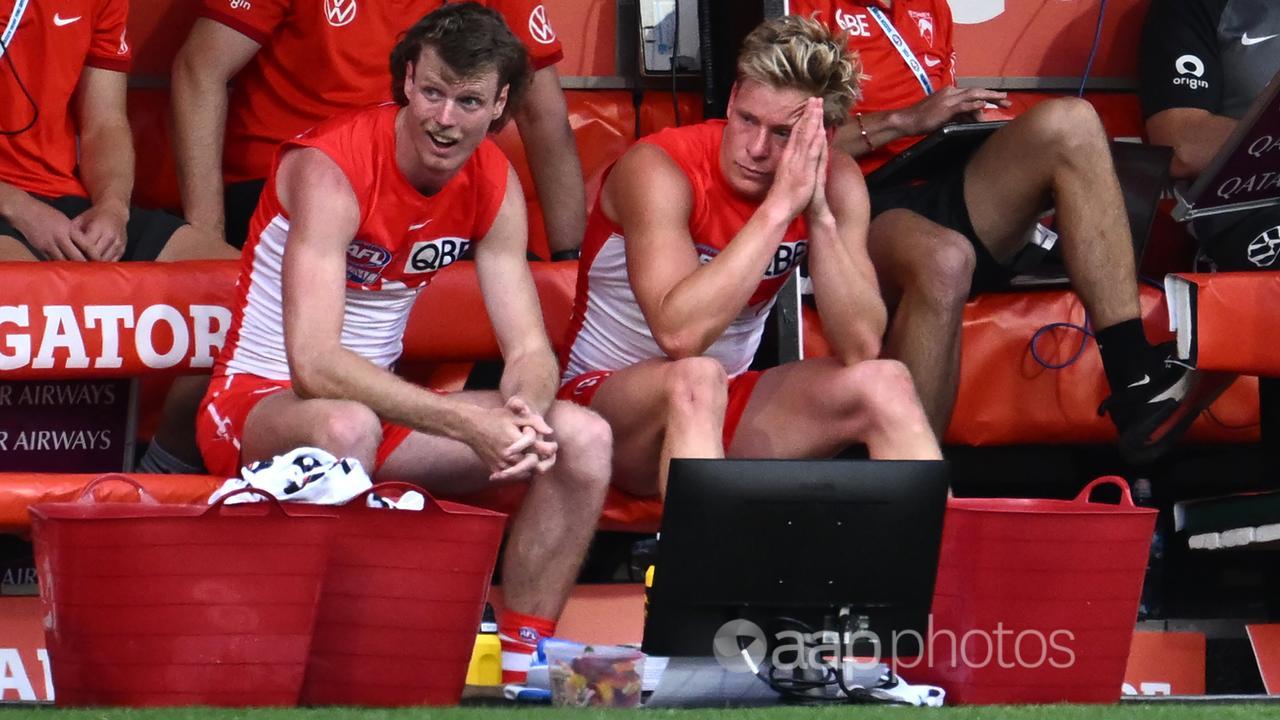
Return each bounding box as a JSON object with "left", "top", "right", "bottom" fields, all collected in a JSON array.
[
  {"left": 405, "top": 237, "right": 471, "bottom": 273},
  {"left": 1172, "top": 55, "right": 1209, "bottom": 90},
  {"left": 346, "top": 240, "right": 392, "bottom": 285}
]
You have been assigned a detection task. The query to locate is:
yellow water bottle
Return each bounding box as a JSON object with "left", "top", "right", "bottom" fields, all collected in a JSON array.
[
  {"left": 644, "top": 564, "right": 655, "bottom": 619},
  {"left": 465, "top": 604, "right": 502, "bottom": 687}
]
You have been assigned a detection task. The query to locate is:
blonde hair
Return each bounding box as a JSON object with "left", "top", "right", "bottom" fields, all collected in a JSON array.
[{"left": 736, "top": 14, "right": 864, "bottom": 127}]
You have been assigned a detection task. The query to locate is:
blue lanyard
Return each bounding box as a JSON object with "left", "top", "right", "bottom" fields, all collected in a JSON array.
[
  {"left": 1, "top": 0, "right": 30, "bottom": 58},
  {"left": 866, "top": 5, "right": 933, "bottom": 96}
]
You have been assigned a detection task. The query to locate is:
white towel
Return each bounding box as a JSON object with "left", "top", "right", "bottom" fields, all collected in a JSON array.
[
  {"left": 208, "top": 447, "right": 373, "bottom": 505},
  {"left": 366, "top": 489, "right": 427, "bottom": 511}
]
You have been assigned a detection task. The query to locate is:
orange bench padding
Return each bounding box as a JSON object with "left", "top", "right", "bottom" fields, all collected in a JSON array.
[
  {"left": 0, "top": 260, "right": 577, "bottom": 379},
  {"left": 1170, "top": 272, "right": 1280, "bottom": 377},
  {"left": 804, "top": 285, "right": 1261, "bottom": 445},
  {"left": 0, "top": 473, "right": 660, "bottom": 536}
]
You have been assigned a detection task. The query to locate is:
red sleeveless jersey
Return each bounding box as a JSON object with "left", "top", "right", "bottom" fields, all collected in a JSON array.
[
  {"left": 217, "top": 103, "right": 510, "bottom": 380},
  {"left": 562, "top": 120, "right": 809, "bottom": 381}
]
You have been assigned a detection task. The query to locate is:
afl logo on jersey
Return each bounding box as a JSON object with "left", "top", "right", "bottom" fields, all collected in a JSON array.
[
  {"left": 406, "top": 237, "right": 471, "bottom": 273},
  {"left": 324, "top": 0, "right": 356, "bottom": 27},
  {"left": 346, "top": 240, "right": 391, "bottom": 285},
  {"left": 694, "top": 243, "right": 719, "bottom": 265}
]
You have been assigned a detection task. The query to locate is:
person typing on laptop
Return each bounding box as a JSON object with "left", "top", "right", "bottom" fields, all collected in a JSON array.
[
  {"left": 557, "top": 15, "right": 941, "bottom": 498},
  {"left": 790, "top": 0, "right": 1201, "bottom": 464}
]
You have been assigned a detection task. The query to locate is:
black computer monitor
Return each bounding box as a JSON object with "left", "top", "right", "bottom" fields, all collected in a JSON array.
[{"left": 643, "top": 459, "right": 949, "bottom": 661}]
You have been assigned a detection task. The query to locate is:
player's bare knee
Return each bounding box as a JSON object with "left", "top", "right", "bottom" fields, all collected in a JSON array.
[
  {"left": 311, "top": 402, "right": 382, "bottom": 459},
  {"left": 548, "top": 402, "right": 613, "bottom": 475},
  {"left": 839, "top": 360, "right": 922, "bottom": 430},
  {"left": 664, "top": 357, "right": 729, "bottom": 417},
  {"left": 913, "top": 232, "right": 975, "bottom": 310},
  {"left": 1031, "top": 97, "right": 1107, "bottom": 160}
]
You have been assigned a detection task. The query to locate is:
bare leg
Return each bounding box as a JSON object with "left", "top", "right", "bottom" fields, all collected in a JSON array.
[
  {"left": 868, "top": 209, "right": 974, "bottom": 436},
  {"left": 380, "top": 396, "right": 611, "bottom": 621},
  {"left": 240, "top": 388, "right": 610, "bottom": 619},
  {"left": 240, "top": 389, "right": 384, "bottom": 469},
  {"left": 729, "top": 357, "right": 941, "bottom": 460},
  {"left": 0, "top": 237, "right": 37, "bottom": 261},
  {"left": 584, "top": 356, "right": 729, "bottom": 497},
  {"left": 155, "top": 225, "right": 240, "bottom": 261},
  {"left": 963, "top": 97, "right": 1139, "bottom": 329}
]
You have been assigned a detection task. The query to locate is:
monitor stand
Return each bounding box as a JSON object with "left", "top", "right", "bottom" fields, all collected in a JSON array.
[{"left": 644, "top": 656, "right": 783, "bottom": 708}]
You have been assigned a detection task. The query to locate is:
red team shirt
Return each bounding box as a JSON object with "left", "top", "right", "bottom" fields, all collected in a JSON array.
[
  {"left": 201, "top": 0, "right": 564, "bottom": 184},
  {"left": 786, "top": 0, "right": 956, "bottom": 172},
  {"left": 0, "top": 0, "right": 131, "bottom": 198},
  {"left": 560, "top": 121, "right": 809, "bottom": 383},
  {"left": 215, "top": 103, "right": 509, "bottom": 381}
]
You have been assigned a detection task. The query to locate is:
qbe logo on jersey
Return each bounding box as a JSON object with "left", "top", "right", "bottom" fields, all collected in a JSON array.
[
  {"left": 834, "top": 8, "right": 871, "bottom": 38},
  {"left": 764, "top": 239, "right": 808, "bottom": 278},
  {"left": 695, "top": 240, "right": 807, "bottom": 279},
  {"left": 406, "top": 236, "right": 471, "bottom": 274}
]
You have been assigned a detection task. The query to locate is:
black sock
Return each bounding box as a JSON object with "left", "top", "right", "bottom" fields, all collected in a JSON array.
[{"left": 1095, "top": 318, "right": 1150, "bottom": 392}]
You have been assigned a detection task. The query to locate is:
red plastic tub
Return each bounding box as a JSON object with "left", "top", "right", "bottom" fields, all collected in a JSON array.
[
  {"left": 905, "top": 476, "right": 1156, "bottom": 705},
  {"left": 29, "top": 475, "right": 336, "bottom": 707},
  {"left": 300, "top": 483, "right": 507, "bottom": 706}
]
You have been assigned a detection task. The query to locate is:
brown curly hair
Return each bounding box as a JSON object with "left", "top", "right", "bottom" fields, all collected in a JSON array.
[{"left": 389, "top": 2, "right": 531, "bottom": 133}]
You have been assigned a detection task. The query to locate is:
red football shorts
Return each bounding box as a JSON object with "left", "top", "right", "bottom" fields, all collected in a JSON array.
[{"left": 195, "top": 373, "right": 414, "bottom": 478}]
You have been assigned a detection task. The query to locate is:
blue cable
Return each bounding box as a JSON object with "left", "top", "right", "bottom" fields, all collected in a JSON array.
[
  {"left": 1077, "top": 0, "right": 1109, "bottom": 97},
  {"left": 1030, "top": 318, "right": 1094, "bottom": 370},
  {"left": 1029, "top": 278, "right": 1162, "bottom": 370}
]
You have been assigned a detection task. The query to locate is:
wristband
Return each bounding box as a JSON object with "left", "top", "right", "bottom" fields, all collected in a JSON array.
[
  {"left": 854, "top": 112, "right": 873, "bottom": 151},
  {"left": 550, "top": 248, "right": 581, "bottom": 261}
]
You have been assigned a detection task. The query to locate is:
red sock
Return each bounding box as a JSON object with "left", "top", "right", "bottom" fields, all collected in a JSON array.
[{"left": 498, "top": 609, "right": 556, "bottom": 684}]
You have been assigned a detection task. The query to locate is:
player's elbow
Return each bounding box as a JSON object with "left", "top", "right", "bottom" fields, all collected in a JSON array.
[
  {"left": 1168, "top": 149, "right": 1203, "bottom": 181},
  {"left": 288, "top": 353, "right": 335, "bottom": 400},
  {"left": 837, "top": 320, "right": 886, "bottom": 367},
  {"left": 837, "top": 336, "right": 882, "bottom": 368},
  {"left": 171, "top": 46, "right": 224, "bottom": 97},
  {"left": 654, "top": 327, "right": 709, "bottom": 361}
]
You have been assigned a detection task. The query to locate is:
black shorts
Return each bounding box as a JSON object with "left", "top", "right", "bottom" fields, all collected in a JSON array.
[
  {"left": 0, "top": 194, "right": 184, "bottom": 261},
  {"left": 1194, "top": 204, "right": 1280, "bottom": 271},
  {"left": 868, "top": 162, "right": 1013, "bottom": 294},
  {"left": 224, "top": 179, "right": 267, "bottom": 251}
]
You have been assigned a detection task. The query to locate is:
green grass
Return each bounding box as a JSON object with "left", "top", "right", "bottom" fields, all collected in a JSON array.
[{"left": 4, "top": 706, "right": 1280, "bottom": 720}]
